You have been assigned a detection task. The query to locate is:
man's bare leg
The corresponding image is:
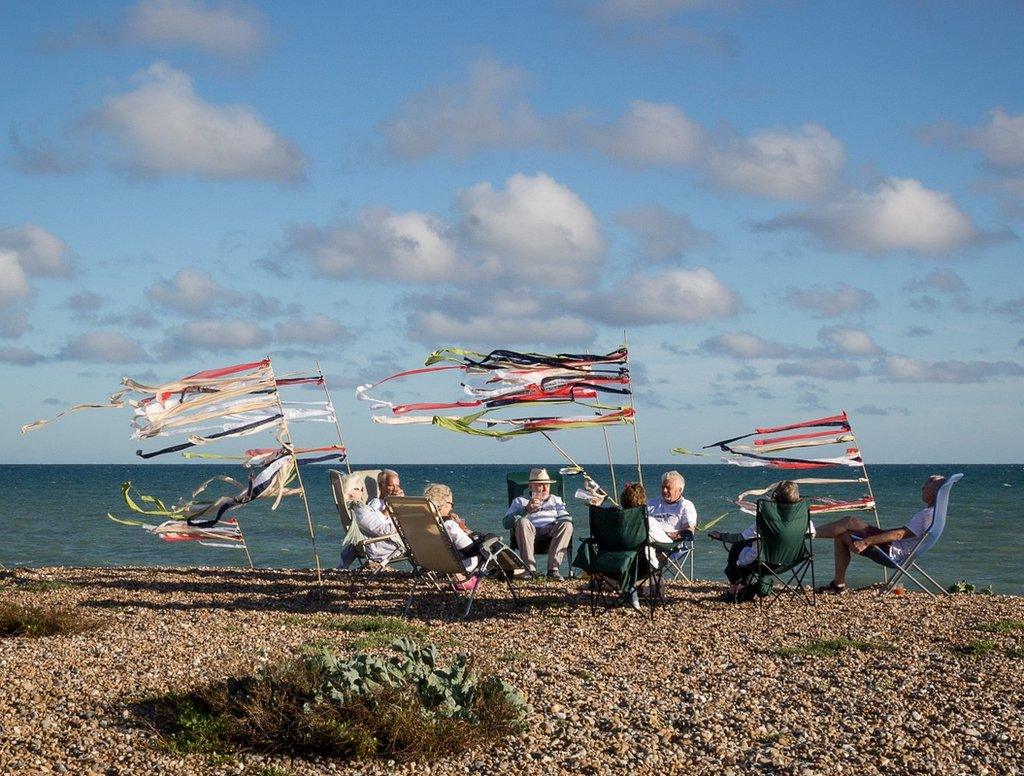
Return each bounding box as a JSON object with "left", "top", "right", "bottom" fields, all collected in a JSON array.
[{"left": 815, "top": 515, "right": 872, "bottom": 540}]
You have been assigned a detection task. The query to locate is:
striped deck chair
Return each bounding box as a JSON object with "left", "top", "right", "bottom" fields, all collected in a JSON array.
[
  {"left": 868, "top": 473, "right": 963, "bottom": 597},
  {"left": 390, "top": 496, "right": 525, "bottom": 619}
]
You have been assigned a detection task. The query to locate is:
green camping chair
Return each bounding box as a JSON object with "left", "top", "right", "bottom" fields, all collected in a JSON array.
[
  {"left": 572, "top": 504, "right": 662, "bottom": 616},
  {"left": 505, "top": 470, "right": 574, "bottom": 578},
  {"left": 748, "top": 498, "right": 816, "bottom": 608}
]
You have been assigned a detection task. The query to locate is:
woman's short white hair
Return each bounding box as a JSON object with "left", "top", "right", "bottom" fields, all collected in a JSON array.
[
  {"left": 661, "top": 470, "right": 685, "bottom": 490},
  {"left": 342, "top": 473, "right": 368, "bottom": 503},
  {"left": 422, "top": 482, "right": 452, "bottom": 511}
]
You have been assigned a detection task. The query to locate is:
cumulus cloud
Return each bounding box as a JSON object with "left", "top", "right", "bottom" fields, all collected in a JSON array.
[
  {"left": 406, "top": 291, "right": 595, "bottom": 346},
  {"left": 123, "top": 0, "right": 269, "bottom": 59},
  {"left": 903, "top": 269, "right": 968, "bottom": 295},
  {"left": 0, "top": 251, "right": 31, "bottom": 309},
  {"left": 0, "top": 309, "right": 30, "bottom": 338},
  {"left": 759, "top": 178, "right": 982, "bottom": 256},
  {"left": 708, "top": 124, "right": 845, "bottom": 201},
  {"left": 777, "top": 360, "right": 863, "bottom": 381},
  {"left": 585, "top": 267, "right": 740, "bottom": 325},
  {"left": 379, "top": 58, "right": 563, "bottom": 159},
  {"left": 877, "top": 355, "right": 1024, "bottom": 383},
  {"left": 275, "top": 314, "right": 348, "bottom": 343},
  {"left": 8, "top": 126, "right": 88, "bottom": 175},
  {"left": 613, "top": 205, "right": 714, "bottom": 262},
  {"left": 817, "top": 326, "right": 881, "bottom": 356},
  {"left": 146, "top": 268, "right": 242, "bottom": 315},
  {"left": 700, "top": 332, "right": 799, "bottom": 359},
  {"left": 783, "top": 282, "right": 877, "bottom": 318},
  {"left": 0, "top": 224, "right": 75, "bottom": 278},
  {"left": 97, "top": 62, "right": 305, "bottom": 183},
  {"left": 594, "top": 100, "right": 704, "bottom": 166},
  {"left": 0, "top": 345, "right": 47, "bottom": 365},
  {"left": 60, "top": 330, "right": 149, "bottom": 362},
  {"left": 158, "top": 318, "right": 270, "bottom": 358},
  {"left": 64, "top": 291, "right": 104, "bottom": 315},
  {"left": 994, "top": 296, "right": 1024, "bottom": 322},
  {"left": 854, "top": 404, "right": 909, "bottom": 417},
  {"left": 584, "top": 1, "right": 736, "bottom": 55}
]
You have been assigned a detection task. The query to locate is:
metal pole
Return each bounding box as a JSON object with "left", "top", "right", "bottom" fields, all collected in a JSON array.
[
  {"left": 623, "top": 330, "right": 643, "bottom": 489},
  {"left": 269, "top": 357, "right": 323, "bottom": 586},
  {"left": 316, "top": 360, "right": 352, "bottom": 474}
]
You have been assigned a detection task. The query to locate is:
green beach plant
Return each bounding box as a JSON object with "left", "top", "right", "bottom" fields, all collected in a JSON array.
[
  {"left": 776, "top": 637, "right": 896, "bottom": 658},
  {"left": 0, "top": 602, "right": 100, "bottom": 638},
  {"left": 973, "top": 619, "right": 1024, "bottom": 634},
  {"left": 139, "top": 638, "right": 529, "bottom": 761},
  {"left": 947, "top": 580, "right": 995, "bottom": 595},
  {"left": 952, "top": 639, "right": 999, "bottom": 656}
]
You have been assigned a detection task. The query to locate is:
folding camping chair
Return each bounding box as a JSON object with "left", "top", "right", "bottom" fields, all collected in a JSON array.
[
  {"left": 329, "top": 470, "right": 408, "bottom": 583},
  {"left": 504, "top": 470, "right": 574, "bottom": 578},
  {"left": 659, "top": 530, "right": 695, "bottom": 582},
  {"left": 389, "top": 496, "right": 526, "bottom": 619},
  {"left": 747, "top": 498, "right": 816, "bottom": 609},
  {"left": 873, "top": 473, "right": 963, "bottom": 597},
  {"left": 572, "top": 504, "right": 663, "bottom": 617}
]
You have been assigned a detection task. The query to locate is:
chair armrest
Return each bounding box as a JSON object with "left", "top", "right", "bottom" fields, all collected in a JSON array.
[{"left": 362, "top": 532, "right": 401, "bottom": 546}]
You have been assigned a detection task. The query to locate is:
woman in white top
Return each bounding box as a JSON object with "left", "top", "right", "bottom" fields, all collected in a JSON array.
[{"left": 423, "top": 482, "right": 499, "bottom": 590}]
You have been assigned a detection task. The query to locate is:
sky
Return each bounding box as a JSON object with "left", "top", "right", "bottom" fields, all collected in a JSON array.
[{"left": 2, "top": 0, "right": 1023, "bottom": 465}]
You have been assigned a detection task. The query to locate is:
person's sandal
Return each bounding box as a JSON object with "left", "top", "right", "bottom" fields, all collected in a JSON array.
[{"left": 817, "top": 580, "right": 848, "bottom": 595}]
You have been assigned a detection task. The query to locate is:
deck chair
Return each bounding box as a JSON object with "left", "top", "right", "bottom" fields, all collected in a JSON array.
[
  {"left": 572, "top": 504, "right": 661, "bottom": 616},
  {"left": 659, "top": 530, "right": 695, "bottom": 582},
  {"left": 747, "top": 499, "right": 816, "bottom": 608},
  {"left": 504, "top": 470, "right": 574, "bottom": 578},
  {"left": 390, "top": 496, "right": 526, "bottom": 619},
  {"left": 871, "top": 473, "right": 963, "bottom": 597},
  {"left": 329, "top": 470, "right": 408, "bottom": 579}
]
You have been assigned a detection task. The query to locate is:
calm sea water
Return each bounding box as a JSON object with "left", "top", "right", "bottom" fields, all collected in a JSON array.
[{"left": 1, "top": 464, "right": 1020, "bottom": 594}]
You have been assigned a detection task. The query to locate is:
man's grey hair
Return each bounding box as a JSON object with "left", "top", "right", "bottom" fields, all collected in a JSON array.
[
  {"left": 377, "top": 469, "right": 399, "bottom": 489},
  {"left": 661, "top": 470, "right": 685, "bottom": 490}
]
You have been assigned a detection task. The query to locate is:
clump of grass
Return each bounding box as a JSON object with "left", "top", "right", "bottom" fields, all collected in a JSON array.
[
  {"left": 777, "top": 637, "right": 896, "bottom": 658},
  {"left": 973, "top": 619, "right": 1024, "bottom": 634},
  {"left": 953, "top": 639, "right": 999, "bottom": 656},
  {"left": 319, "top": 615, "right": 428, "bottom": 650},
  {"left": 0, "top": 602, "right": 100, "bottom": 638},
  {"left": 16, "top": 580, "right": 68, "bottom": 593},
  {"left": 138, "top": 639, "right": 529, "bottom": 762},
  {"left": 1004, "top": 645, "right": 1024, "bottom": 658},
  {"left": 948, "top": 580, "right": 995, "bottom": 595}
]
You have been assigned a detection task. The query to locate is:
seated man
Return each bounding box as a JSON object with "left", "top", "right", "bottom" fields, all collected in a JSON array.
[
  {"left": 348, "top": 469, "right": 406, "bottom": 564},
  {"left": 708, "top": 480, "right": 809, "bottom": 600},
  {"left": 813, "top": 474, "right": 947, "bottom": 594},
  {"left": 648, "top": 470, "right": 698, "bottom": 542},
  {"left": 504, "top": 467, "right": 573, "bottom": 580}
]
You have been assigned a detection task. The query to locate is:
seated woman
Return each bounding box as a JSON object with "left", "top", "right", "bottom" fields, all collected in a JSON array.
[
  {"left": 340, "top": 474, "right": 404, "bottom": 567},
  {"left": 708, "top": 480, "right": 810, "bottom": 601},
  {"left": 423, "top": 482, "right": 501, "bottom": 591},
  {"left": 617, "top": 482, "right": 675, "bottom": 611}
]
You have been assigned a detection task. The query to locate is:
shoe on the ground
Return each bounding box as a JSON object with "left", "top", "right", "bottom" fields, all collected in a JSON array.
[
  {"left": 453, "top": 576, "right": 481, "bottom": 592},
  {"left": 627, "top": 588, "right": 642, "bottom": 611},
  {"left": 816, "top": 580, "right": 848, "bottom": 595},
  {"left": 546, "top": 569, "right": 565, "bottom": 581}
]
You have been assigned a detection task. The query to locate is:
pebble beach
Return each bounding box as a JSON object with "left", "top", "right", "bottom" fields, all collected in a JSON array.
[{"left": 2, "top": 566, "right": 1023, "bottom": 775}]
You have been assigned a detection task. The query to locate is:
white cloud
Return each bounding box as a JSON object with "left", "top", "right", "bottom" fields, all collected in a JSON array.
[
  {"left": 613, "top": 205, "right": 714, "bottom": 262},
  {"left": 0, "top": 345, "right": 46, "bottom": 366},
  {"left": 877, "top": 355, "right": 1024, "bottom": 383},
  {"left": 585, "top": 267, "right": 740, "bottom": 325},
  {"left": 760, "top": 178, "right": 981, "bottom": 256},
  {"left": 817, "top": 326, "right": 881, "bottom": 356},
  {"left": 146, "top": 268, "right": 242, "bottom": 315},
  {"left": 0, "top": 251, "right": 31, "bottom": 308},
  {"left": 708, "top": 124, "right": 845, "bottom": 201},
  {"left": 0, "top": 224, "right": 75, "bottom": 277},
  {"left": 962, "top": 108, "right": 1024, "bottom": 168},
  {"left": 175, "top": 319, "right": 268, "bottom": 350},
  {"left": 276, "top": 314, "right": 348, "bottom": 343},
  {"left": 379, "top": 58, "right": 559, "bottom": 159},
  {"left": 457, "top": 172, "right": 604, "bottom": 283},
  {"left": 64, "top": 291, "right": 104, "bottom": 313},
  {"left": 783, "top": 282, "right": 877, "bottom": 318},
  {"left": 700, "top": 332, "right": 798, "bottom": 359},
  {"left": 407, "top": 291, "right": 595, "bottom": 346},
  {"left": 60, "top": 330, "right": 149, "bottom": 362},
  {"left": 286, "top": 208, "right": 457, "bottom": 282},
  {"left": 777, "top": 360, "right": 862, "bottom": 381},
  {"left": 595, "top": 100, "right": 704, "bottom": 166},
  {"left": 123, "top": 0, "right": 269, "bottom": 59},
  {"left": 903, "top": 269, "right": 968, "bottom": 295},
  {"left": 98, "top": 62, "right": 305, "bottom": 183}
]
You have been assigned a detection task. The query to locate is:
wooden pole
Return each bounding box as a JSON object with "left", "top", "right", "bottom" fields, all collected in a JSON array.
[
  {"left": 848, "top": 412, "right": 886, "bottom": 583},
  {"left": 316, "top": 360, "right": 352, "bottom": 475},
  {"left": 623, "top": 330, "right": 643, "bottom": 489},
  {"left": 539, "top": 430, "right": 617, "bottom": 506},
  {"left": 268, "top": 357, "right": 323, "bottom": 586},
  {"left": 601, "top": 427, "right": 618, "bottom": 498}
]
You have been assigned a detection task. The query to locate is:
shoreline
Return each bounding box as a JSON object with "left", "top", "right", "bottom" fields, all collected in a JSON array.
[{"left": 3, "top": 566, "right": 1024, "bottom": 774}]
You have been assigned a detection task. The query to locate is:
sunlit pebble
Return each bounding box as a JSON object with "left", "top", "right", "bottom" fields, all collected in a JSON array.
[{"left": 1, "top": 567, "right": 1023, "bottom": 773}]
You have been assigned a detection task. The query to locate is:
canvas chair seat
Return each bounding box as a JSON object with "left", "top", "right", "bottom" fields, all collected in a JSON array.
[
  {"left": 390, "top": 496, "right": 525, "bottom": 619},
  {"left": 745, "top": 498, "right": 816, "bottom": 608}
]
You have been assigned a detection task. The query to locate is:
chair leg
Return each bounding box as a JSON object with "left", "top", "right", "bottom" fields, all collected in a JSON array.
[
  {"left": 912, "top": 563, "right": 949, "bottom": 596},
  {"left": 403, "top": 573, "right": 422, "bottom": 618}
]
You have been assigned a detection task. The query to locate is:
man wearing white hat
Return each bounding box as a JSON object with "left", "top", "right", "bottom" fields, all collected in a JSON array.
[{"left": 503, "top": 467, "right": 573, "bottom": 580}]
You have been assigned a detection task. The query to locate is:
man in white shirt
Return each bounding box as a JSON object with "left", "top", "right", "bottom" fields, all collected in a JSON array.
[
  {"left": 812, "top": 474, "right": 947, "bottom": 594},
  {"left": 504, "top": 468, "right": 573, "bottom": 580},
  {"left": 648, "top": 471, "right": 698, "bottom": 540}
]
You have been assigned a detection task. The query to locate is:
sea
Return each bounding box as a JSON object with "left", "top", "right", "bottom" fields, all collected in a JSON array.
[{"left": 2, "top": 463, "right": 1020, "bottom": 594}]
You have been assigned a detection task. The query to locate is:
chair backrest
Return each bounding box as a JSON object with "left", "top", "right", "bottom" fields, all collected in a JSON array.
[
  {"left": 914, "top": 472, "right": 963, "bottom": 557},
  {"left": 388, "top": 496, "right": 466, "bottom": 575},
  {"left": 755, "top": 499, "right": 811, "bottom": 567},
  {"left": 506, "top": 470, "right": 565, "bottom": 505},
  {"left": 588, "top": 504, "right": 648, "bottom": 552},
  {"left": 328, "top": 469, "right": 383, "bottom": 528}
]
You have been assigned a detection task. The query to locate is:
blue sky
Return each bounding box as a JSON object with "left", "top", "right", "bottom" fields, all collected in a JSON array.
[{"left": 2, "top": 0, "right": 1023, "bottom": 464}]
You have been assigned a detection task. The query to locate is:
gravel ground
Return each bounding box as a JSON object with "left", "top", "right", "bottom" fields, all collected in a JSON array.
[{"left": 1, "top": 565, "right": 1023, "bottom": 775}]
